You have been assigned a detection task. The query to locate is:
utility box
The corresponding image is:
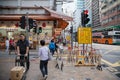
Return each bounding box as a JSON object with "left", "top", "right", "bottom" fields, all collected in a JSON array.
[{"left": 10, "top": 66, "right": 25, "bottom": 80}]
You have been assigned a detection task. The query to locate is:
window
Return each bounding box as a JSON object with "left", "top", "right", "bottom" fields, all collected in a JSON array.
[
  {"left": 114, "top": 35, "right": 120, "bottom": 39},
  {"left": 118, "top": 5, "right": 120, "bottom": 10},
  {"left": 104, "top": 35, "right": 112, "bottom": 38},
  {"left": 118, "top": 14, "right": 120, "bottom": 18},
  {"left": 92, "top": 36, "right": 101, "bottom": 38},
  {"left": 113, "top": 0, "right": 117, "bottom": 2}
]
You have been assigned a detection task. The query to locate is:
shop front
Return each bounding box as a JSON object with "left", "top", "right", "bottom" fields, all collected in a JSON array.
[
  {"left": 0, "top": 20, "right": 54, "bottom": 50},
  {"left": 0, "top": 23, "right": 26, "bottom": 50},
  {"left": 0, "top": 6, "right": 73, "bottom": 50}
]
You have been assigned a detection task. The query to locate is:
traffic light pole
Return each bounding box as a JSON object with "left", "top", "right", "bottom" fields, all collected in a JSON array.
[
  {"left": 37, "top": 27, "right": 39, "bottom": 44},
  {"left": 83, "top": 18, "right": 85, "bottom": 56},
  {"left": 81, "top": 10, "right": 86, "bottom": 56},
  {"left": 82, "top": 28, "right": 85, "bottom": 55},
  {"left": 71, "top": 25, "right": 73, "bottom": 49},
  {"left": 26, "top": 12, "right": 29, "bottom": 40}
]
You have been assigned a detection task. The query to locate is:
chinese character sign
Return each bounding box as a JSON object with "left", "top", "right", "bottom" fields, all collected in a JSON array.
[{"left": 78, "top": 27, "right": 92, "bottom": 44}]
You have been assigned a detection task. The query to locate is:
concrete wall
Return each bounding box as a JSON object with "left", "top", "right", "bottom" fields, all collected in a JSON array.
[
  {"left": 0, "top": 0, "right": 18, "bottom": 6},
  {"left": 0, "top": 0, "right": 53, "bottom": 14},
  {"left": 0, "top": 0, "right": 52, "bottom": 7}
]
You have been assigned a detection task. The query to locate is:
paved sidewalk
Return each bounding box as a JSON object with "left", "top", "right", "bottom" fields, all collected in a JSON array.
[
  {"left": 0, "top": 51, "right": 119, "bottom": 80},
  {"left": 26, "top": 58, "right": 120, "bottom": 80}
]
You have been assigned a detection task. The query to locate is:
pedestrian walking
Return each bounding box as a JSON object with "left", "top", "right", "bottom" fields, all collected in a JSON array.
[
  {"left": 9, "top": 38, "right": 14, "bottom": 54},
  {"left": 59, "top": 43, "right": 64, "bottom": 59},
  {"left": 5, "top": 37, "right": 9, "bottom": 53},
  {"left": 55, "top": 42, "right": 58, "bottom": 53},
  {"left": 49, "top": 39, "right": 55, "bottom": 56},
  {"left": 38, "top": 40, "right": 50, "bottom": 80},
  {"left": 16, "top": 34, "right": 30, "bottom": 70},
  {"left": 59, "top": 43, "right": 64, "bottom": 53}
]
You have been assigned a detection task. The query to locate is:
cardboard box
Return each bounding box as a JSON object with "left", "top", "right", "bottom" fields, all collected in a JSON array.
[{"left": 10, "top": 66, "right": 25, "bottom": 80}]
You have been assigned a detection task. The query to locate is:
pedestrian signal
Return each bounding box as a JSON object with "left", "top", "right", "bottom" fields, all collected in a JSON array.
[{"left": 33, "top": 27, "right": 37, "bottom": 33}]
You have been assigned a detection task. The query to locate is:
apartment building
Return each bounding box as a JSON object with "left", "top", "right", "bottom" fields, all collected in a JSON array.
[
  {"left": 100, "top": 0, "right": 120, "bottom": 29},
  {"left": 92, "top": 0, "right": 101, "bottom": 29}
]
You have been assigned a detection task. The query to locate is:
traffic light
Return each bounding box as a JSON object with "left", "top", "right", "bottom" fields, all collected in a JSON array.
[
  {"left": 81, "top": 10, "right": 90, "bottom": 27},
  {"left": 38, "top": 27, "right": 42, "bottom": 33},
  {"left": 33, "top": 20, "right": 37, "bottom": 27},
  {"left": 29, "top": 19, "right": 37, "bottom": 32},
  {"left": 33, "top": 27, "right": 37, "bottom": 33},
  {"left": 29, "top": 18, "right": 33, "bottom": 29},
  {"left": 19, "top": 16, "right": 26, "bottom": 29},
  {"left": 29, "top": 19, "right": 37, "bottom": 29}
]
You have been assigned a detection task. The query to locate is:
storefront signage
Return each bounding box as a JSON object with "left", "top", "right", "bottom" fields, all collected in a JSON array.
[{"left": 54, "top": 28, "right": 62, "bottom": 36}]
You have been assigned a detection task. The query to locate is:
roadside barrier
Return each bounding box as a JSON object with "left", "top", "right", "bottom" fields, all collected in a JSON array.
[{"left": 55, "top": 44, "right": 102, "bottom": 67}]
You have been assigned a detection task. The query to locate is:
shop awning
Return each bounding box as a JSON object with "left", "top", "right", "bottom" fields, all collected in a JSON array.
[
  {"left": 0, "top": 7, "right": 73, "bottom": 21},
  {"left": 0, "top": 6, "right": 72, "bottom": 30},
  {"left": 58, "top": 19, "right": 69, "bottom": 29}
]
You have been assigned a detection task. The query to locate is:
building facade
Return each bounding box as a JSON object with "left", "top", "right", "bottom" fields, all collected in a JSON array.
[
  {"left": 0, "top": 0, "right": 54, "bottom": 39},
  {"left": 72, "top": 0, "right": 85, "bottom": 32},
  {"left": 0, "top": 0, "right": 72, "bottom": 49},
  {"left": 92, "top": 0, "right": 101, "bottom": 30},
  {"left": 100, "top": 0, "right": 120, "bottom": 29}
]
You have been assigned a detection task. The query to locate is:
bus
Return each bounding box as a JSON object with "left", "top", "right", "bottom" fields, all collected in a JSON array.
[{"left": 92, "top": 25, "right": 120, "bottom": 45}]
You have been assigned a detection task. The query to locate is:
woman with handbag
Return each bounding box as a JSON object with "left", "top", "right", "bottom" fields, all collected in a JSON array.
[{"left": 38, "top": 40, "right": 50, "bottom": 80}]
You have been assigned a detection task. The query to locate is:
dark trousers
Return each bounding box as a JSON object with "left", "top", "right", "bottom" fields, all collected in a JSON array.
[
  {"left": 50, "top": 49, "right": 55, "bottom": 56},
  {"left": 20, "top": 53, "right": 30, "bottom": 70},
  {"left": 40, "top": 60, "right": 48, "bottom": 77}
]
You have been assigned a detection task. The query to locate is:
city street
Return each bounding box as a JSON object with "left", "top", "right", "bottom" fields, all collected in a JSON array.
[
  {"left": 91, "top": 43, "right": 120, "bottom": 67},
  {"left": 0, "top": 0, "right": 120, "bottom": 80},
  {"left": 88, "top": 43, "right": 120, "bottom": 78},
  {"left": 0, "top": 43, "right": 120, "bottom": 80}
]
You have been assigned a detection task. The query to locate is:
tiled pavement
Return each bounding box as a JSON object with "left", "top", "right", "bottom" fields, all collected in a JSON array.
[
  {"left": 26, "top": 58, "right": 120, "bottom": 80},
  {"left": 0, "top": 51, "right": 120, "bottom": 80}
]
